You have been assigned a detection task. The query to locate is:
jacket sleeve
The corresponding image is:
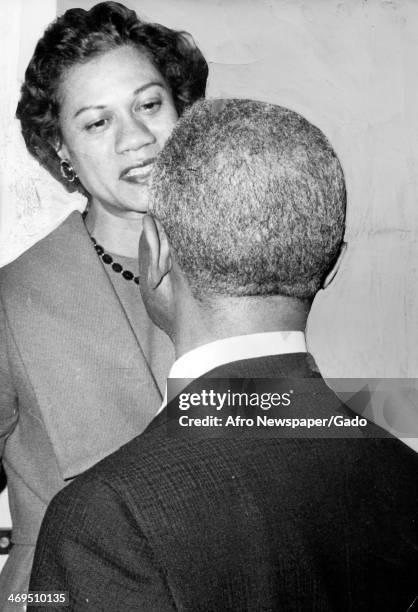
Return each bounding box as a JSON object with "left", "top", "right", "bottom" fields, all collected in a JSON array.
[
  {"left": 29, "top": 474, "right": 176, "bottom": 611},
  {"left": 0, "top": 299, "right": 18, "bottom": 459}
]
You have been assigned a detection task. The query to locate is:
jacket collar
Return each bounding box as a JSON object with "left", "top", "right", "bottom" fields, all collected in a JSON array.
[{"left": 1, "top": 212, "right": 163, "bottom": 478}]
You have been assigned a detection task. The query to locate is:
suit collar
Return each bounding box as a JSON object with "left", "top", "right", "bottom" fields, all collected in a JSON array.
[
  {"left": 162, "top": 332, "right": 307, "bottom": 409},
  {"left": 205, "top": 352, "right": 320, "bottom": 378},
  {"left": 148, "top": 352, "right": 321, "bottom": 436}
]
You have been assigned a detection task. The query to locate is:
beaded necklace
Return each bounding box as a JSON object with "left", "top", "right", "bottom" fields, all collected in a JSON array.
[{"left": 90, "top": 235, "right": 140, "bottom": 285}]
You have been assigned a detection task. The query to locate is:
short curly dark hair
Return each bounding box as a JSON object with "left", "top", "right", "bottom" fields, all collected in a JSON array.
[{"left": 16, "top": 1, "right": 208, "bottom": 190}]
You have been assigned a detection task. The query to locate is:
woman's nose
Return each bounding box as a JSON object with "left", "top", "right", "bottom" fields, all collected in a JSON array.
[{"left": 115, "top": 115, "right": 156, "bottom": 154}]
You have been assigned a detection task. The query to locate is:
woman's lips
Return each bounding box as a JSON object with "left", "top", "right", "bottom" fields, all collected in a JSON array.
[{"left": 120, "top": 159, "right": 155, "bottom": 184}]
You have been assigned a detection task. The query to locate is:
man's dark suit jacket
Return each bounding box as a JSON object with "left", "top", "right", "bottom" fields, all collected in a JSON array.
[{"left": 29, "top": 354, "right": 418, "bottom": 611}]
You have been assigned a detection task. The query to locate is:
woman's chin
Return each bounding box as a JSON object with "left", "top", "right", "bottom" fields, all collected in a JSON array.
[
  {"left": 119, "top": 183, "right": 151, "bottom": 214},
  {"left": 90, "top": 198, "right": 148, "bottom": 220},
  {"left": 109, "top": 206, "right": 148, "bottom": 219}
]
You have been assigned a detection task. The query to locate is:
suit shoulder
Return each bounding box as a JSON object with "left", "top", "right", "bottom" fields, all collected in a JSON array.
[
  {"left": 58, "top": 431, "right": 154, "bottom": 494},
  {"left": 0, "top": 234, "right": 54, "bottom": 290},
  {"left": 0, "top": 246, "right": 35, "bottom": 283},
  {"left": 48, "top": 463, "right": 124, "bottom": 527},
  {"left": 44, "top": 433, "right": 168, "bottom": 532},
  {"left": 0, "top": 212, "right": 85, "bottom": 285},
  {"left": 56, "top": 421, "right": 183, "bottom": 506}
]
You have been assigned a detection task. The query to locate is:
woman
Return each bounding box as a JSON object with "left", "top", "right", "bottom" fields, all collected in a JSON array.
[{"left": 0, "top": 1, "right": 207, "bottom": 604}]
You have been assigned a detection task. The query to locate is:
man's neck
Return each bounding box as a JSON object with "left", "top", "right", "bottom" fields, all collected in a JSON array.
[
  {"left": 174, "top": 295, "right": 311, "bottom": 360},
  {"left": 84, "top": 201, "right": 143, "bottom": 258}
]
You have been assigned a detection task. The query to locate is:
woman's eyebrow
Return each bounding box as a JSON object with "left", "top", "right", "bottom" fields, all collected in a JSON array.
[
  {"left": 73, "top": 81, "right": 165, "bottom": 119},
  {"left": 133, "top": 81, "right": 165, "bottom": 96},
  {"left": 73, "top": 104, "right": 105, "bottom": 119}
]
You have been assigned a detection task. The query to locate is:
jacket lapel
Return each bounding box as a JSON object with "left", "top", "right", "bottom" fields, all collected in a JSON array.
[{"left": 1, "top": 212, "right": 162, "bottom": 479}]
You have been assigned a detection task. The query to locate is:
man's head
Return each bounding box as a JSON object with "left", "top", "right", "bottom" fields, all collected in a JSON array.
[{"left": 139, "top": 99, "right": 346, "bottom": 346}]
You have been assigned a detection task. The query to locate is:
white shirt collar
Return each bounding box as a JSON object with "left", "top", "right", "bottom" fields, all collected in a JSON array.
[
  {"left": 160, "top": 331, "right": 306, "bottom": 411},
  {"left": 169, "top": 331, "right": 306, "bottom": 380}
]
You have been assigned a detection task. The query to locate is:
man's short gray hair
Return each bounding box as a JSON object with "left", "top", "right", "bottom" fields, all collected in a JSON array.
[{"left": 149, "top": 99, "right": 346, "bottom": 299}]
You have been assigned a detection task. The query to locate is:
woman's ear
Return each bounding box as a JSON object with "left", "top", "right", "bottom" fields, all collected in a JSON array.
[
  {"left": 55, "top": 140, "right": 70, "bottom": 161},
  {"left": 142, "top": 214, "right": 172, "bottom": 289},
  {"left": 322, "top": 241, "right": 347, "bottom": 290}
]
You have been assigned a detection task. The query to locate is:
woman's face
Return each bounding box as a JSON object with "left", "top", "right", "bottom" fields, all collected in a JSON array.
[{"left": 57, "top": 45, "right": 178, "bottom": 216}]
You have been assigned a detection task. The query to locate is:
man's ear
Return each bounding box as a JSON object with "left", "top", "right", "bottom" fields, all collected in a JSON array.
[
  {"left": 142, "top": 214, "right": 172, "bottom": 289},
  {"left": 322, "top": 241, "right": 347, "bottom": 290}
]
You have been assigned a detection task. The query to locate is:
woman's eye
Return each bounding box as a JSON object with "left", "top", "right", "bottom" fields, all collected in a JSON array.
[
  {"left": 134, "top": 99, "right": 162, "bottom": 115},
  {"left": 85, "top": 118, "right": 109, "bottom": 132}
]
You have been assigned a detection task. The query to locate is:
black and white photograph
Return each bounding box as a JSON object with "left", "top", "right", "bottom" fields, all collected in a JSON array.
[{"left": 0, "top": 0, "right": 417, "bottom": 610}]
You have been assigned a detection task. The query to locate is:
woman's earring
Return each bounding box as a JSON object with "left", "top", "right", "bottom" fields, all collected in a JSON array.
[{"left": 60, "top": 159, "right": 77, "bottom": 183}]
